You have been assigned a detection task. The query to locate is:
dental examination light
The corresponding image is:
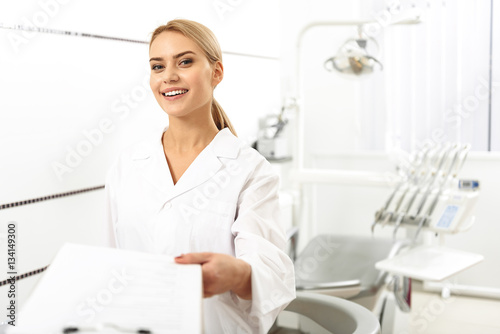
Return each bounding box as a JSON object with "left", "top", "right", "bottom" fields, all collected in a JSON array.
[
  {"left": 318, "top": 9, "right": 423, "bottom": 78},
  {"left": 324, "top": 25, "right": 383, "bottom": 77},
  {"left": 293, "top": 9, "right": 422, "bottom": 176}
]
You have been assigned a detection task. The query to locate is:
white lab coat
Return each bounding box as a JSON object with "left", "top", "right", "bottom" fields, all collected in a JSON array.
[{"left": 105, "top": 126, "right": 296, "bottom": 334}]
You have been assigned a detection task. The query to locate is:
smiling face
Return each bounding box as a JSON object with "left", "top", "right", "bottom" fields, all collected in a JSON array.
[{"left": 149, "top": 31, "right": 223, "bottom": 119}]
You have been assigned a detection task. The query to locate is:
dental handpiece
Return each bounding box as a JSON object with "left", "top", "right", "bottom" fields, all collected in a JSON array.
[
  {"left": 392, "top": 145, "right": 442, "bottom": 238},
  {"left": 371, "top": 145, "right": 430, "bottom": 233},
  {"left": 418, "top": 144, "right": 470, "bottom": 223},
  {"left": 371, "top": 166, "right": 413, "bottom": 233},
  {"left": 392, "top": 164, "right": 434, "bottom": 239},
  {"left": 412, "top": 145, "right": 464, "bottom": 243},
  {"left": 380, "top": 181, "right": 410, "bottom": 228},
  {"left": 451, "top": 144, "right": 471, "bottom": 178},
  {"left": 371, "top": 180, "right": 405, "bottom": 233},
  {"left": 410, "top": 143, "right": 453, "bottom": 220}
]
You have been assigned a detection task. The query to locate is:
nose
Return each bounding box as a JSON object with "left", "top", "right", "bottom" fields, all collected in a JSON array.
[{"left": 163, "top": 66, "right": 179, "bottom": 83}]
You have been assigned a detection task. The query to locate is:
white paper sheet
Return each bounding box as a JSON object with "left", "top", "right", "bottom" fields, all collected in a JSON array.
[{"left": 6, "top": 243, "right": 202, "bottom": 334}]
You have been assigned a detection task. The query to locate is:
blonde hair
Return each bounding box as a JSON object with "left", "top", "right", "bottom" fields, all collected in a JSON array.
[{"left": 150, "top": 19, "right": 237, "bottom": 136}]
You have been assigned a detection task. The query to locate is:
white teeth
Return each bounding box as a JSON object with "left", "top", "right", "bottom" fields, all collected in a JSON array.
[{"left": 163, "top": 90, "right": 187, "bottom": 97}]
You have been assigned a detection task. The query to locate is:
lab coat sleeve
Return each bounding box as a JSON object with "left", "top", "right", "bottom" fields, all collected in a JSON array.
[
  {"left": 230, "top": 158, "right": 296, "bottom": 333},
  {"left": 104, "top": 163, "right": 119, "bottom": 248}
]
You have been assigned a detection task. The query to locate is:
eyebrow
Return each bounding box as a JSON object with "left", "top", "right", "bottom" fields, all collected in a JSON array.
[{"left": 149, "top": 51, "right": 196, "bottom": 62}]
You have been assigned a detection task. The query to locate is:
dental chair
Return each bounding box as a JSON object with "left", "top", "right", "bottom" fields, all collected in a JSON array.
[
  {"left": 273, "top": 233, "right": 409, "bottom": 333},
  {"left": 269, "top": 291, "right": 381, "bottom": 334},
  {"left": 293, "top": 234, "right": 408, "bottom": 312}
]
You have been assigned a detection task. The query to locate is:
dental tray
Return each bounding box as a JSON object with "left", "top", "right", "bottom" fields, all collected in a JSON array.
[{"left": 375, "top": 245, "right": 484, "bottom": 281}]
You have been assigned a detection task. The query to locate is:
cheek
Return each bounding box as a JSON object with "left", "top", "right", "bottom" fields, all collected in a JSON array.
[
  {"left": 190, "top": 69, "right": 214, "bottom": 93},
  {"left": 150, "top": 75, "right": 158, "bottom": 91}
]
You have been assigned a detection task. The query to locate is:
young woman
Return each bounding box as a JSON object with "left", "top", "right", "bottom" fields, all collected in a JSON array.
[{"left": 105, "top": 19, "right": 295, "bottom": 333}]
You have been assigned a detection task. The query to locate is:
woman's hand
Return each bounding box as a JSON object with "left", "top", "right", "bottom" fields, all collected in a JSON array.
[{"left": 175, "top": 252, "right": 252, "bottom": 300}]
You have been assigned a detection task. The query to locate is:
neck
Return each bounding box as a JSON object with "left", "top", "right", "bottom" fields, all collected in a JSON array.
[{"left": 163, "top": 113, "right": 220, "bottom": 153}]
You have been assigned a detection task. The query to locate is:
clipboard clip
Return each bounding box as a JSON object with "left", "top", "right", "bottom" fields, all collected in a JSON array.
[{"left": 62, "top": 323, "right": 152, "bottom": 333}]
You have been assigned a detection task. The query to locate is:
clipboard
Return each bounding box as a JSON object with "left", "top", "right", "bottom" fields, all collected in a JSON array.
[{"left": 5, "top": 243, "right": 202, "bottom": 334}]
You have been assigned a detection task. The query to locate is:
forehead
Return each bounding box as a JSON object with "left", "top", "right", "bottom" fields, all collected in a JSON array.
[{"left": 149, "top": 31, "right": 201, "bottom": 56}]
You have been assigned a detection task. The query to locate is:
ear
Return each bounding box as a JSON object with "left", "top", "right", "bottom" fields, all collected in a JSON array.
[{"left": 212, "top": 61, "right": 224, "bottom": 87}]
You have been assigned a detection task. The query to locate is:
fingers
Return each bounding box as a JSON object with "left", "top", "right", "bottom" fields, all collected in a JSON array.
[
  {"left": 174, "top": 252, "right": 212, "bottom": 264},
  {"left": 174, "top": 253, "right": 250, "bottom": 299},
  {"left": 175, "top": 253, "right": 215, "bottom": 297}
]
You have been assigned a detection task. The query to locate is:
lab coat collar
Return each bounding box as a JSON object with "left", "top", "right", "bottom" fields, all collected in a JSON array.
[
  {"left": 210, "top": 127, "right": 240, "bottom": 159},
  {"left": 132, "top": 126, "right": 241, "bottom": 201},
  {"left": 131, "top": 127, "right": 240, "bottom": 160}
]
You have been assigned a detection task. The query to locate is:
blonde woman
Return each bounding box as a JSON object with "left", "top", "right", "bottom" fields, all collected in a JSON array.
[{"left": 105, "top": 19, "right": 295, "bottom": 333}]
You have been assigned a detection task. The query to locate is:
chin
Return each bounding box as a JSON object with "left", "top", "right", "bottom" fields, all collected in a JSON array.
[{"left": 161, "top": 107, "right": 192, "bottom": 118}]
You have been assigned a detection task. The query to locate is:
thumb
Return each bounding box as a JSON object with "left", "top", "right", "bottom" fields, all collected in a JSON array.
[{"left": 175, "top": 252, "right": 212, "bottom": 264}]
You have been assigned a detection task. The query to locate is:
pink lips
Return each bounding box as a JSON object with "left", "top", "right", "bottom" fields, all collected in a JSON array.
[
  {"left": 162, "top": 91, "right": 188, "bottom": 101},
  {"left": 160, "top": 87, "right": 188, "bottom": 101}
]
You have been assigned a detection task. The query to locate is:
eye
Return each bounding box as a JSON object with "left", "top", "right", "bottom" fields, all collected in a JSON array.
[
  {"left": 151, "top": 64, "right": 163, "bottom": 71},
  {"left": 179, "top": 58, "right": 193, "bottom": 66}
]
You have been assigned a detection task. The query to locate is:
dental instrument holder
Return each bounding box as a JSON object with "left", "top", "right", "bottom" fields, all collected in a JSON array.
[
  {"left": 373, "top": 143, "right": 484, "bottom": 286},
  {"left": 373, "top": 180, "right": 479, "bottom": 236},
  {"left": 372, "top": 144, "right": 479, "bottom": 241}
]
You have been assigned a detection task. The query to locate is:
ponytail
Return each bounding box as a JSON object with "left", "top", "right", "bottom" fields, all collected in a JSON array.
[{"left": 212, "top": 98, "right": 237, "bottom": 136}]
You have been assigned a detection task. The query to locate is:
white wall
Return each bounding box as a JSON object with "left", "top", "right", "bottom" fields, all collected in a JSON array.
[{"left": 0, "top": 0, "right": 281, "bottom": 310}]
